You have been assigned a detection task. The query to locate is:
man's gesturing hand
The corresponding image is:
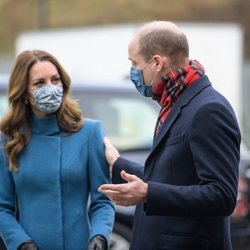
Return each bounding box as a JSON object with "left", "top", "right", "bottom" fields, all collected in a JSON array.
[{"left": 99, "top": 170, "right": 148, "bottom": 206}]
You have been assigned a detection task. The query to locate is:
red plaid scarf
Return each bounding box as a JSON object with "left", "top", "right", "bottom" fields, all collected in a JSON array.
[{"left": 152, "top": 60, "right": 205, "bottom": 135}]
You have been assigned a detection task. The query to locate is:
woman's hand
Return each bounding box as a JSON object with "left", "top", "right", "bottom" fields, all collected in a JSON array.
[
  {"left": 18, "top": 241, "right": 38, "bottom": 250},
  {"left": 88, "top": 235, "right": 107, "bottom": 250}
]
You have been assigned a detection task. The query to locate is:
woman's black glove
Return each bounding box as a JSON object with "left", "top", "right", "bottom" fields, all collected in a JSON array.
[
  {"left": 18, "top": 241, "right": 38, "bottom": 250},
  {"left": 88, "top": 235, "right": 107, "bottom": 250}
]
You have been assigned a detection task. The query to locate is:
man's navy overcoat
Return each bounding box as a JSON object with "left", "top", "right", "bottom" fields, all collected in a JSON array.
[{"left": 113, "top": 75, "right": 241, "bottom": 250}]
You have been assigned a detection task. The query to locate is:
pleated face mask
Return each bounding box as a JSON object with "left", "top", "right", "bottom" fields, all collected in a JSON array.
[
  {"left": 31, "top": 84, "right": 63, "bottom": 113},
  {"left": 130, "top": 58, "right": 158, "bottom": 97}
]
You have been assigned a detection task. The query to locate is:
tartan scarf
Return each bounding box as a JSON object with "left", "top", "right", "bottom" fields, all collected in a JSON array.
[{"left": 152, "top": 60, "right": 205, "bottom": 135}]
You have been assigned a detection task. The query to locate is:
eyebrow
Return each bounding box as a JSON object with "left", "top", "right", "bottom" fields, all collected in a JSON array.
[
  {"left": 128, "top": 58, "right": 135, "bottom": 63},
  {"left": 32, "top": 74, "right": 60, "bottom": 82},
  {"left": 51, "top": 74, "right": 60, "bottom": 78}
]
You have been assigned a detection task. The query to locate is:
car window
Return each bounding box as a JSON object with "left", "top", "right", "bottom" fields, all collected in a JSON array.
[
  {"left": 73, "top": 90, "right": 159, "bottom": 151},
  {"left": 0, "top": 87, "right": 159, "bottom": 151}
]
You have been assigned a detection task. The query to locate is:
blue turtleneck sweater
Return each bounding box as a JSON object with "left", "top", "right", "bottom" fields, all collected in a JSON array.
[{"left": 0, "top": 114, "right": 115, "bottom": 250}]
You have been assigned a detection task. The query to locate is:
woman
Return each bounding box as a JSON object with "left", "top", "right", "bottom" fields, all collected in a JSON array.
[{"left": 0, "top": 50, "right": 115, "bottom": 250}]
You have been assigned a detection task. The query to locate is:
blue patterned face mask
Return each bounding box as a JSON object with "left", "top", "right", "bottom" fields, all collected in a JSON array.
[{"left": 31, "top": 85, "right": 63, "bottom": 113}]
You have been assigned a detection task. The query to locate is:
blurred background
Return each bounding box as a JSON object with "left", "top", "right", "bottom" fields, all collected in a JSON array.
[
  {"left": 0, "top": 0, "right": 249, "bottom": 147},
  {"left": 0, "top": 1, "right": 250, "bottom": 249}
]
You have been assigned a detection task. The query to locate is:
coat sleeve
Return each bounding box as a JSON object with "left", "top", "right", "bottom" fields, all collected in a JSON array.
[
  {"left": 112, "top": 157, "right": 144, "bottom": 184},
  {"left": 145, "top": 102, "right": 241, "bottom": 216},
  {"left": 87, "top": 121, "right": 115, "bottom": 243},
  {"left": 0, "top": 141, "right": 32, "bottom": 250}
]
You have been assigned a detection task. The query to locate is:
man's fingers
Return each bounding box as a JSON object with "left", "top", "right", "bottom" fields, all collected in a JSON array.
[
  {"left": 98, "top": 184, "right": 114, "bottom": 191},
  {"left": 98, "top": 184, "right": 123, "bottom": 192},
  {"left": 104, "top": 136, "right": 110, "bottom": 146},
  {"left": 100, "top": 190, "right": 121, "bottom": 195},
  {"left": 104, "top": 137, "right": 113, "bottom": 148},
  {"left": 120, "top": 170, "right": 138, "bottom": 182}
]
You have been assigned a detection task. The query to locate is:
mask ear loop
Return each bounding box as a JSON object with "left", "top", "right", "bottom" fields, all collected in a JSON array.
[
  {"left": 150, "top": 70, "right": 159, "bottom": 87},
  {"left": 141, "top": 58, "right": 154, "bottom": 70}
]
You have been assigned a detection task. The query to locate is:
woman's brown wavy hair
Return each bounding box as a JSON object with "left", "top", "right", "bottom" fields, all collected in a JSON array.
[{"left": 0, "top": 50, "right": 83, "bottom": 171}]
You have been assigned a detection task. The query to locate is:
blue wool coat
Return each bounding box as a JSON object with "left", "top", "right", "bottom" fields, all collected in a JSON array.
[
  {"left": 0, "top": 114, "right": 115, "bottom": 250},
  {"left": 113, "top": 75, "right": 241, "bottom": 250}
]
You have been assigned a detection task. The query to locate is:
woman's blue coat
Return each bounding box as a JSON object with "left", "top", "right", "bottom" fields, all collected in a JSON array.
[{"left": 0, "top": 114, "right": 115, "bottom": 250}]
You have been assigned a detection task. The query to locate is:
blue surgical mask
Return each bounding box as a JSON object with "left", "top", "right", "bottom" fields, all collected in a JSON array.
[
  {"left": 130, "top": 58, "right": 158, "bottom": 97},
  {"left": 31, "top": 85, "right": 63, "bottom": 113},
  {"left": 130, "top": 67, "right": 153, "bottom": 97}
]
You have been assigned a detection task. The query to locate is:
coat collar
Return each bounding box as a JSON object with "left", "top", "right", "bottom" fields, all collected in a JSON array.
[
  {"left": 29, "top": 113, "right": 60, "bottom": 136},
  {"left": 148, "top": 75, "right": 211, "bottom": 159}
]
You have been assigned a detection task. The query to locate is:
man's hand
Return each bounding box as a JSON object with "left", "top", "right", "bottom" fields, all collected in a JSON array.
[
  {"left": 99, "top": 170, "right": 148, "bottom": 206},
  {"left": 104, "top": 137, "right": 120, "bottom": 172}
]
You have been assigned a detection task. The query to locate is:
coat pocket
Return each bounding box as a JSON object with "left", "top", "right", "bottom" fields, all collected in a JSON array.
[
  {"left": 166, "top": 134, "right": 184, "bottom": 146},
  {"left": 160, "top": 232, "right": 209, "bottom": 250}
]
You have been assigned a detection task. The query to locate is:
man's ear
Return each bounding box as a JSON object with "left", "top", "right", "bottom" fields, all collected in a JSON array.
[{"left": 152, "top": 55, "right": 165, "bottom": 72}]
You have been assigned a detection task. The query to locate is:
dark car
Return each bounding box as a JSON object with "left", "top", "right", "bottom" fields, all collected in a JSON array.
[
  {"left": 71, "top": 81, "right": 159, "bottom": 250},
  {"left": 0, "top": 78, "right": 158, "bottom": 250},
  {"left": 0, "top": 77, "right": 250, "bottom": 250},
  {"left": 231, "top": 144, "right": 250, "bottom": 250}
]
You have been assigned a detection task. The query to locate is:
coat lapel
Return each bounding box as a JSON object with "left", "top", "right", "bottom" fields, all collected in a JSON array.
[{"left": 145, "top": 75, "right": 211, "bottom": 167}]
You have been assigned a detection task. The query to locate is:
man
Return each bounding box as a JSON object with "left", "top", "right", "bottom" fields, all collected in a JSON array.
[{"left": 99, "top": 21, "right": 241, "bottom": 250}]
